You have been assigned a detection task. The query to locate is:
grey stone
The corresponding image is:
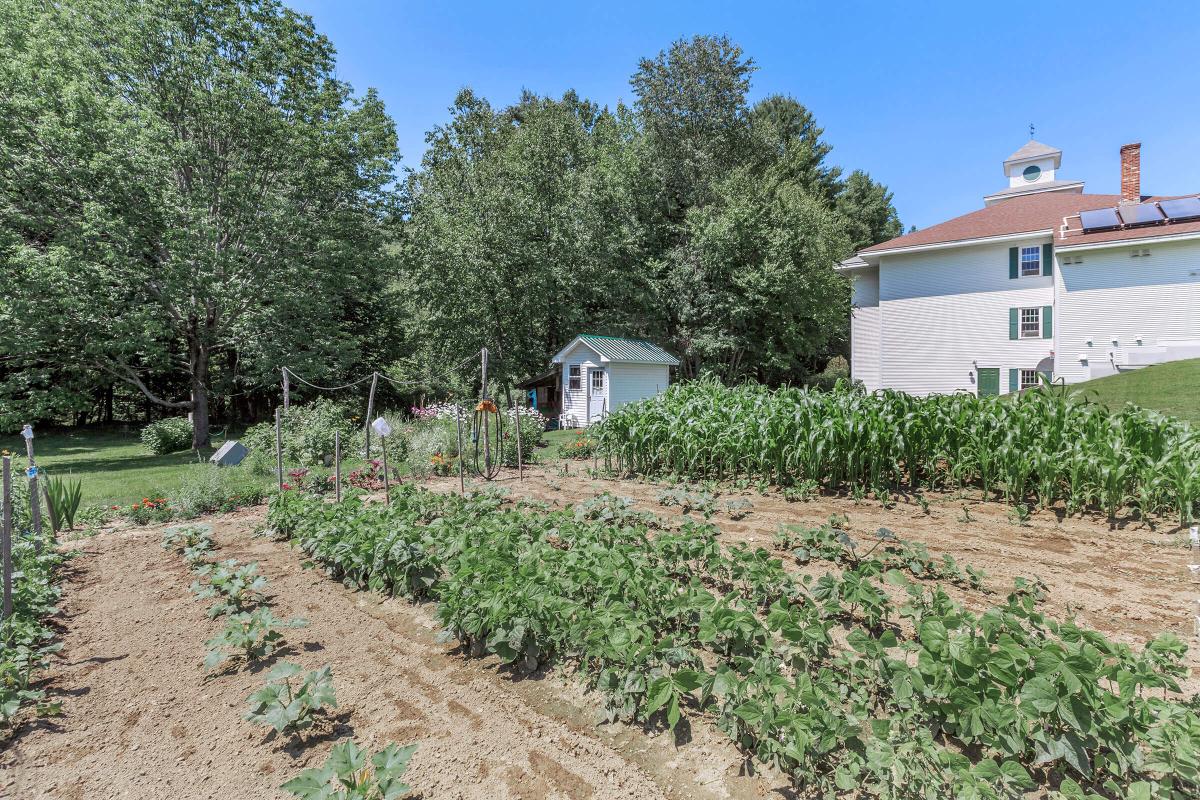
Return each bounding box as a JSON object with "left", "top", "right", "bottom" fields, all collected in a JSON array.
[{"left": 209, "top": 440, "right": 248, "bottom": 467}]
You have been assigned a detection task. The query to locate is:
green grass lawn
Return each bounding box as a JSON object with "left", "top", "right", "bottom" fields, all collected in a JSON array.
[
  {"left": 0, "top": 425, "right": 245, "bottom": 508},
  {"left": 1071, "top": 358, "right": 1200, "bottom": 425}
]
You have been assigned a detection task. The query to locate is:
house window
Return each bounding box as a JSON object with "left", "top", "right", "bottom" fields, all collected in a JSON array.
[
  {"left": 1020, "top": 307, "right": 1041, "bottom": 338},
  {"left": 1020, "top": 369, "right": 1040, "bottom": 391},
  {"left": 568, "top": 365, "right": 581, "bottom": 391},
  {"left": 591, "top": 370, "right": 604, "bottom": 392},
  {"left": 1020, "top": 246, "right": 1041, "bottom": 276}
]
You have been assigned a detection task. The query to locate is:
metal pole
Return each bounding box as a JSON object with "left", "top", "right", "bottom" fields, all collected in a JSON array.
[
  {"left": 334, "top": 430, "right": 342, "bottom": 502},
  {"left": 2, "top": 456, "right": 12, "bottom": 622},
  {"left": 364, "top": 372, "right": 379, "bottom": 459},
  {"left": 481, "top": 348, "right": 488, "bottom": 399},
  {"left": 275, "top": 407, "right": 284, "bottom": 492},
  {"left": 455, "top": 404, "right": 465, "bottom": 496},
  {"left": 381, "top": 433, "right": 390, "bottom": 504},
  {"left": 282, "top": 367, "right": 290, "bottom": 411}
]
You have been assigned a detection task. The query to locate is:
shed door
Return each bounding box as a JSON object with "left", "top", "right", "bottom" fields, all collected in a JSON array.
[
  {"left": 976, "top": 368, "right": 999, "bottom": 397},
  {"left": 587, "top": 368, "right": 606, "bottom": 423}
]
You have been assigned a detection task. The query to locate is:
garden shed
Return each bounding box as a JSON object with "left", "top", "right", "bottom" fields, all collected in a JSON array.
[{"left": 551, "top": 334, "right": 679, "bottom": 428}]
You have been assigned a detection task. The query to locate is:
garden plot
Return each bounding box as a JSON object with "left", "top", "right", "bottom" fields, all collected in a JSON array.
[
  {"left": 424, "top": 466, "right": 1200, "bottom": 691},
  {"left": 1, "top": 510, "right": 784, "bottom": 800}
]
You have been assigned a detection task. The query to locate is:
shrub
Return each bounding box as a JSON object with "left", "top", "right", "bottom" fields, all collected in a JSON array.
[
  {"left": 242, "top": 398, "right": 359, "bottom": 469},
  {"left": 805, "top": 355, "right": 851, "bottom": 391},
  {"left": 173, "top": 465, "right": 265, "bottom": 518},
  {"left": 404, "top": 419, "right": 459, "bottom": 478},
  {"left": 140, "top": 418, "right": 193, "bottom": 454},
  {"left": 501, "top": 407, "right": 547, "bottom": 466},
  {"left": 557, "top": 430, "right": 598, "bottom": 460}
]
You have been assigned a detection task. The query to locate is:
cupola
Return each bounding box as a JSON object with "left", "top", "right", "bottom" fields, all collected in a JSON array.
[{"left": 983, "top": 140, "right": 1085, "bottom": 206}]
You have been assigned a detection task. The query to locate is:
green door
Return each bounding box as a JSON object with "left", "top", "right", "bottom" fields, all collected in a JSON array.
[{"left": 977, "top": 368, "right": 999, "bottom": 397}]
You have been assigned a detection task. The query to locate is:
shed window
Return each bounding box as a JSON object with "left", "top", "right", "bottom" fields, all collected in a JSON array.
[
  {"left": 1020, "top": 246, "right": 1041, "bottom": 276},
  {"left": 568, "top": 365, "right": 581, "bottom": 391},
  {"left": 1020, "top": 307, "right": 1041, "bottom": 338},
  {"left": 591, "top": 370, "right": 604, "bottom": 391},
  {"left": 1019, "top": 369, "right": 1040, "bottom": 391}
]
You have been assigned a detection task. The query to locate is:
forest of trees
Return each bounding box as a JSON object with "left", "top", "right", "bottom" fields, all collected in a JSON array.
[{"left": 0, "top": 0, "right": 902, "bottom": 446}]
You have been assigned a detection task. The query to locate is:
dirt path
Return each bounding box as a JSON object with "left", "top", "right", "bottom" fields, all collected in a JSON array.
[{"left": 1, "top": 510, "right": 783, "bottom": 800}]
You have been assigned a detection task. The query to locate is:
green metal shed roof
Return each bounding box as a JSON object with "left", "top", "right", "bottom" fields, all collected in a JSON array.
[{"left": 553, "top": 334, "right": 680, "bottom": 366}]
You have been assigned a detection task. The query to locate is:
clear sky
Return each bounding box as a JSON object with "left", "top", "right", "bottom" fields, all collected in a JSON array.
[{"left": 289, "top": 0, "right": 1200, "bottom": 230}]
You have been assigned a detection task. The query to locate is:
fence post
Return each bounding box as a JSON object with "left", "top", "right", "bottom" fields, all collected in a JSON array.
[
  {"left": 455, "top": 403, "right": 465, "bottom": 496},
  {"left": 364, "top": 372, "right": 379, "bottom": 459},
  {"left": 334, "top": 430, "right": 342, "bottom": 503},
  {"left": 514, "top": 403, "right": 523, "bottom": 481},
  {"left": 21, "top": 425, "right": 42, "bottom": 550},
  {"left": 2, "top": 456, "right": 12, "bottom": 623},
  {"left": 381, "top": 433, "right": 391, "bottom": 505},
  {"left": 282, "top": 367, "right": 290, "bottom": 411},
  {"left": 275, "top": 407, "right": 284, "bottom": 492}
]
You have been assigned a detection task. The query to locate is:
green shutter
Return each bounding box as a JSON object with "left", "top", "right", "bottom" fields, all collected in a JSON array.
[
  {"left": 1042, "top": 243, "right": 1053, "bottom": 276},
  {"left": 1009, "top": 247, "right": 1019, "bottom": 279},
  {"left": 1009, "top": 307, "right": 1018, "bottom": 340},
  {"left": 1042, "top": 305, "right": 1053, "bottom": 339},
  {"left": 1009, "top": 368, "right": 1019, "bottom": 393}
]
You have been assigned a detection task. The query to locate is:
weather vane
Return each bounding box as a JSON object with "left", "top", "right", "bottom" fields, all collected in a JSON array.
[{"left": 1030, "top": 122, "right": 1035, "bottom": 139}]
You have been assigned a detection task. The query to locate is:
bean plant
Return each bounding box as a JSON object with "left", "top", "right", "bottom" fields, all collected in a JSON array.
[
  {"left": 595, "top": 378, "right": 1200, "bottom": 523},
  {"left": 269, "top": 486, "right": 1200, "bottom": 799}
]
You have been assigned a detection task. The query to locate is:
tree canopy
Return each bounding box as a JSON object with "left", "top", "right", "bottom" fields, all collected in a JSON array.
[{"left": 1, "top": 16, "right": 901, "bottom": 430}]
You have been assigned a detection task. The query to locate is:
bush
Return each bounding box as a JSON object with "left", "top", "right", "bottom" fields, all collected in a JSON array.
[
  {"left": 805, "top": 355, "right": 851, "bottom": 392},
  {"left": 242, "top": 398, "right": 359, "bottom": 469},
  {"left": 404, "top": 419, "right": 459, "bottom": 478},
  {"left": 174, "top": 465, "right": 266, "bottom": 518},
  {"left": 501, "top": 407, "right": 547, "bottom": 466},
  {"left": 557, "top": 430, "right": 598, "bottom": 460},
  {"left": 140, "top": 418, "right": 193, "bottom": 454}
]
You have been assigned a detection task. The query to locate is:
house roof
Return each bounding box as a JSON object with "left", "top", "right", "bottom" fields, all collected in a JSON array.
[
  {"left": 552, "top": 334, "right": 680, "bottom": 366},
  {"left": 983, "top": 179, "right": 1085, "bottom": 203},
  {"left": 1056, "top": 194, "right": 1200, "bottom": 249},
  {"left": 1005, "top": 140, "right": 1061, "bottom": 165},
  {"left": 858, "top": 192, "right": 1124, "bottom": 255}
]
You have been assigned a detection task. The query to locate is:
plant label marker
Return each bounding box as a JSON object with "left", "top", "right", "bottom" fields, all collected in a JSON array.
[{"left": 381, "top": 433, "right": 391, "bottom": 505}]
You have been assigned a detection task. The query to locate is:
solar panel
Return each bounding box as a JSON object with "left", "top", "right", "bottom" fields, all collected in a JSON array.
[
  {"left": 1160, "top": 197, "right": 1200, "bottom": 221},
  {"left": 1118, "top": 202, "right": 1165, "bottom": 227},
  {"left": 1080, "top": 207, "right": 1120, "bottom": 231}
]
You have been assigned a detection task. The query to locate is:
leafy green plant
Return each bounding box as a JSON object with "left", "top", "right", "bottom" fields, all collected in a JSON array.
[
  {"left": 44, "top": 475, "right": 83, "bottom": 530},
  {"left": 161, "top": 524, "right": 215, "bottom": 561},
  {"left": 656, "top": 486, "right": 717, "bottom": 517},
  {"left": 191, "top": 559, "right": 269, "bottom": 618},
  {"left": 282, "top": 740, "right": 417, "bottom": 800},
  {"left": 173, "top": 465, "right": 266, "bottom": 518},
  {"left": 723, "top": 496, "right": 753, "bottom": 520},
  {"left": 245, "top": 662, "right": 336, "bottom": 735},
  {"left": 204, "top": 607, "right": 306, "bottom": 671},
  {"left": 140, "top": 417, "right": 194, "bottom": 454}
]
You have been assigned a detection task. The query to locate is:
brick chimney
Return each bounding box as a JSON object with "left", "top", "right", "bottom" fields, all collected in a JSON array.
[{"left": 1120, "top": 142, "right": 1141, "bottom": 202}]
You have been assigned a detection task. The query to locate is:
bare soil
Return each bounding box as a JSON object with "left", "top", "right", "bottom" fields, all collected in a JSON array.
[{"left": 4, "top": 463, "right": 1198, "bottom": 799}]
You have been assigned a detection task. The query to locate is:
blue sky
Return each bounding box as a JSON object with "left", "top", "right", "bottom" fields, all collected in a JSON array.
[{"left": 290, "top": 1, "right": 1200, "bottom": 230}]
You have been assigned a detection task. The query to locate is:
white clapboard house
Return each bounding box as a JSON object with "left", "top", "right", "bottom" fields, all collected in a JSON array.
[
  {"left": 838, "top": 141, "right": 1200, "bottom": 395},
  {"left": 550, "top": 334, "right": 678, "bottom": 428}
]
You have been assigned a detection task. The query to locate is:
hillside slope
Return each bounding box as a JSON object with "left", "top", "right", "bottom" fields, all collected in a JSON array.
[{"left": 1072, "top": 358, "right": 1200, "bottom": 424}]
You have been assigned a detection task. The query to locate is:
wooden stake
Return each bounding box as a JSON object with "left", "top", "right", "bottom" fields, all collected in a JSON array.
[
  {"left": 282, "top": 367, "right": 290, "bottom": 411},
  {"left": 2, "top": 456, "right": 12, "bottom": 622},
  {"left": 381, "top": 433, "right": 391, "bottom": 505},
  {"left": 514, "top": 402, "right": 523, "bottom": 480},
  {"left": 275, "top": 407, "right": 284, "bottom": 492},
  {"left": 364, "top": 372, "right": 379, "bottom": 459},
  {"left": 455, "top": 404, "right": 465, "bottom": 496},
  {"left": 334, "top": 430, "right": 342, "bottom": 502}
]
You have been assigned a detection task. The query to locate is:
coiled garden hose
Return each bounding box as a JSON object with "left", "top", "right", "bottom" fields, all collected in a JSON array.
[{"left": 471, "top": 398, "right": 503, "bottom": 480}]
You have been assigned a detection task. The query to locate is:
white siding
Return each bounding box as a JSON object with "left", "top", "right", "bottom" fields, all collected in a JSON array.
[
  {"left": 559, "top": 342, "right": 599, "bottom": 427},
  {"left": 608, "top": 363, "right": 670, "bottom": 412},
  {"left": 876, "top": 237, "right": 1054, "bottom": 396},
  {"left": 557, "top": 343, "right": 672, "bottom": 428},
  {"left": 1054, "top": 239, "right": 1200, "bottom": 383},
  {"left": 850, "top": 269, "right": 882, "bottom": 391}
]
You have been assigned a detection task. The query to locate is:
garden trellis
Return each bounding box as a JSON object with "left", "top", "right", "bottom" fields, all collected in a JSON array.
[{"left": 597, "top": 378, "right": 1200, "bottom": 524}]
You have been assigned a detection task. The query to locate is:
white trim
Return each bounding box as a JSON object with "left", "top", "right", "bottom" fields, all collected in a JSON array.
[
  {"left": 552, "top": 337, "right": 606, "bottom": 364},
  {"left": 852, "top": 229, "right": 1053, "bottom": 262},
  {"left": 982, "top": 181, "right": 1084, "bottom": 204},
  {"left": 1056, "top": 229, "right": 1200, "bottom": 253}
]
